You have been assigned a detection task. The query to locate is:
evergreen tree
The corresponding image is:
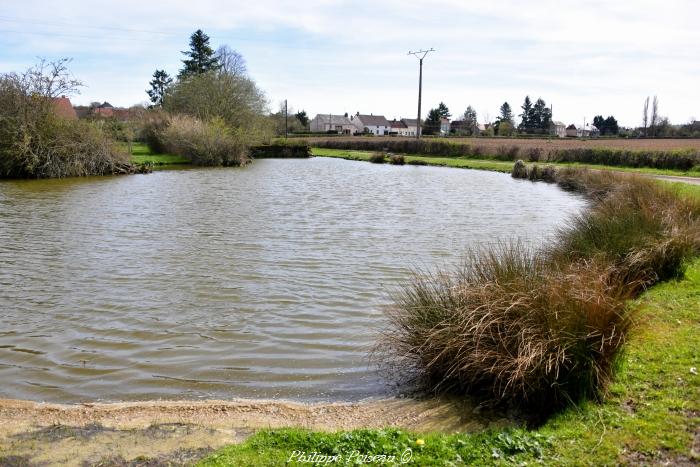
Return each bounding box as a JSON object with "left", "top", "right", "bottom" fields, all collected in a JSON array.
[
  {"left": 295, "top": 110, "right": 309, "bottom": 128},
  {"left": 498, "top": 102, "right": 514, "bottom": 125},
  {"left": 462, "top": 105, "right": 478, "bottom": 135},
  {"left": 436, "top": 102, "right": 451, "bottom": 119},
  {"left": 179, "top": 29, "right": 219, "bottom": 78},
  {"left": 604, "top": 116, "right": 619, "bottom": 135},
  {"left": 518, "top": 96, "right": 533, "bottom": 133},
  {"left": 532, "top": 98, "right": 552, "bottom": 134},
  {"left": 593, "top": 115, "right": 605, "bottom": 131},
  {"left": 423, "top": 108, "right": 442, "bottom": 135},
  {"left": 146, "top": 69, "right": 173, "bottom": 107}
]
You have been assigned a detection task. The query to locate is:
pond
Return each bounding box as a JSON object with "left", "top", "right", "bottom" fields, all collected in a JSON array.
[{"left": 0, "top": 158, "right": 586, "bottom": 403}]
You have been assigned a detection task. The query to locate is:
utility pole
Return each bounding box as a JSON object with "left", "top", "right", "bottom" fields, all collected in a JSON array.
[
  {"left": 408, "top": 48, "right": 435, "bottom": 139},
  {"left": 284, "top": 99, "right": 288, "bottom": 139}
]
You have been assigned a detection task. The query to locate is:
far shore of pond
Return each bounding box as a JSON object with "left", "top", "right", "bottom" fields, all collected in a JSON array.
[{"left": 125, "top": 142, "right": 700, "bottom": 181}]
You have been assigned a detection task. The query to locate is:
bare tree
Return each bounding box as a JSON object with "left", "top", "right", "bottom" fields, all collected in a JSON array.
[
  {"left": 650, "top": 95, "right": 659, "bottom": 137},
  {"left": 216, "top": 45, "right": 247, "bottom": 78},
  {"left": 642, "top": 96, "right": 649, "bottom": 136}
]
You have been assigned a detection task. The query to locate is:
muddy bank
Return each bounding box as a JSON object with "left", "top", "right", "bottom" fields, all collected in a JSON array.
[{"left": 0, "top": 397, "right": 512, "bottom": 466}]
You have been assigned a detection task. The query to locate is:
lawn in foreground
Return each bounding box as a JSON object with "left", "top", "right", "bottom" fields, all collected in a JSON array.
[
  {"left": 311, "top": 147, "right": 700, "bottom": 178},
  {"left": 199, "top": 257, "right": 700, "bottom": 466},
  {"left": 127, "top": 142, "right": 191, "bottom": 165}
]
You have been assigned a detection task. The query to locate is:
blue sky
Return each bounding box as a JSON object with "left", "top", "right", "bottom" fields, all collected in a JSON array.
[{"left": 1, "top": 0, "right": 698, "bottom": 127}]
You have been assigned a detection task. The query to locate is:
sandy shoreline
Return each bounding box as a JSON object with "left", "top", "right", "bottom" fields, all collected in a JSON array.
[{"left": 0, "top": 397, "right": 511, "bottom": 466}]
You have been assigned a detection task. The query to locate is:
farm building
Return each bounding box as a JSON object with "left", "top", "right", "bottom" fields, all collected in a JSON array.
[
  {"left": 309, "top": 114, "right": 355, "bottom": 134},
  {"left": 551, "top": 121, "right": 566, "bottom": 138},
  {"left": 351, "top": 114, "right": 391, "bottom": 136},
  {"left": 51, "top": 96, "right": 78, "bottom": 120}
]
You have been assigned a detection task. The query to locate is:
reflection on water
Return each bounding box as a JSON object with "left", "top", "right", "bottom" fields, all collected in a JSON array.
[{"left": 0, "top": 158, "right": 586, "bottom": 403}]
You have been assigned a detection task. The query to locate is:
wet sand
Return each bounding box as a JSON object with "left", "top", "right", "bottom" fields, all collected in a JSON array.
[{"left": 0, "top": 397, "right": 513, "bottom": 466}]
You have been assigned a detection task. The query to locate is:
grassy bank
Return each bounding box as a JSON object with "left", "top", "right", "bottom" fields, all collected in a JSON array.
[
  {"left": 312, "top": 147, "right": 700, "bottom": 178},
  {"left": 127, "top": 142, "right": 191, "bottom": 166},
  {"left": 307, "top": 138, "right": 700, "bottom": 172},
  {"left": 200, "top": 257, "right": 700, "bottom": 465},
  {"left": 312, "top": 148, "right": 514, "bottom": 173}
]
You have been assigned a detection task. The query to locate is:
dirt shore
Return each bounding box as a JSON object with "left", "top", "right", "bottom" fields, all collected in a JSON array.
[{"left": 0, "top": 397, "right": 511, "bottom": 466}]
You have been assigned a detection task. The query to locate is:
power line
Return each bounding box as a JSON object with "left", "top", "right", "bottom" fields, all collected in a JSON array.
[
  {"left": 408, "top": 48, "right": 435, "bottom": 139},
  {"left": 0, "top": 15, "right": 180, "bottom": 36}
]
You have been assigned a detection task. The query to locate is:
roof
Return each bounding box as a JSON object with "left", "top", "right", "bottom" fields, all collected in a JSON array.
[
  {"left": 355, "top": 114, "right": 390, "bottom": 126},
  {"left": 313, "top": 114, "right": 352, "bottom": 125},
  {"left": 567, "top": 124, "right": 577, "bottom": 129},
  {"left": 98, "top": 101, "right": 114, "bottom": 109},
  {"left": 390, "top": 120, "right": 407, "bottom": 129},
  {"left": 552, "top": 121, "right": 566, "bottom": 126},
  {"left": 51, "top": 96, "right": 78, "bottom": 120},
  {"left": 401, "top": 118, "right": 418, "bottom": 126}
]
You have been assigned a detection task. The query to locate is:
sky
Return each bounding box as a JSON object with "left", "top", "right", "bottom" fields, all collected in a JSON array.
[{"left": 1, "top": 0, "right": 698, "bottom": 128}]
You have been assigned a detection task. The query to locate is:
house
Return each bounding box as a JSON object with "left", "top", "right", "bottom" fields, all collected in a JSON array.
[
  {"left": 440, "top": 118, "right": 450, "bottom": 136},
  {"left": 401, "top": 118, "right": 419, "bottom": 137},
  {"left": 550, "top": 121, "right": 566, "bottom": 138},
  {"left": 566, "top": 124, "right": 578, "bottom": 137},
  {"left": 51, "top": 96, "right": 78, "bottom": 120},
  {"left": 309, "top": 114, "right": 355, "bottom": 134},
  {"left": 351, "top": 114, "right": 391, "bottom": 136},
  {"left": 94, "top": 101, "right": 114, "bottom": 117},
  {"left": 389, "top": 119, "right": 410, "bottom": 136},
  {"left": 576, "top": 125, "right": 600, "bottom": 138},
  {"left": 450, "top": 120, "right": 482, "bottom": 136}
]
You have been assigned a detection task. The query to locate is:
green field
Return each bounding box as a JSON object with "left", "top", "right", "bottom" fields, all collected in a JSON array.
[
  {"left": 127, "top": 142, "right": 191, "bottom": 166},
  {"left": 311, "top": 147, "right": 700, "bottom": 178}
]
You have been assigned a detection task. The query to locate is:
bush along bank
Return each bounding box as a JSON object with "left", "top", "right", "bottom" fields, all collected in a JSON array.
[
  {"left": 307, "top": 138, "right": 700, "bottom": 171},
  {"left": 249, "top": 141, "right": 311, "bottom": 158},
  {"left": 0, "top": 60, "right": 135, "bottom": 179},
  {"left": 378, "top": 162, "right": 700, "bottom": 420},
  {"left": 142, "top": 113, "right": 251, "bottom": 167}
]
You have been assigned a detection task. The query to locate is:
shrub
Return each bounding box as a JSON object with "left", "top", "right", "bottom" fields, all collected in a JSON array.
[
  {"left": 369, "top": 152, "right": 386, "bottom": 163},
  {"left": 160, "top": 115, "right": 249, "bottom": 166},
  {"left": 407, "top": 159, "right": 428, "bottom": 165},
  {"left": 0, "top": 59, "right": 131, "bottom": 178},
  {"left": 526, "top": 147, "right": 543, "bottom": 162},
  {"left": 389, "top": 154, "right": 405, "bottom": 165}
]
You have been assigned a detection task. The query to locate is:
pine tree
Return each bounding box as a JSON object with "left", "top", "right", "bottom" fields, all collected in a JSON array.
[
  {"left": 518, "top": 96, "right": 533, "bottom": 133},
  {"left": 423, "top": 108, "right": 442, "bottom": 135},
  {"left": 436, "top": 102, "right": 451, "bottom": 119},
  {"left": 462, "top": 105, "right": 478, "bottom": 135},
  {"left": 532, "top": 98, "right": 551, "bottom": 134},
  {"left": 146, "top": 69, "right": 173, "bottom": 107},
  {"left": 179, "top": 29, "right": 219, "bottom": 78},
  {"left": 498, "top": 102, "right": 514, "bottom": 125},
  {"left": 604, "top": 116, "right": 619, "bottom": 135}
]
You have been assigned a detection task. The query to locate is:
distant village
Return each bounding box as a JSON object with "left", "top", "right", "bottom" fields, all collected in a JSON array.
[{"left": 309, "top": 112, "right": 601, "bottom": 138}]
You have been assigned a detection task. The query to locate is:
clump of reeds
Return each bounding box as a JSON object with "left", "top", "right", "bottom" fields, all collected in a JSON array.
[
  {"left": 379, "top": 166, "right": 700, "bottom": 416},
  {"left": 389, "top": 154, "right": 405, "bottom": 165},
  {"left": 369, "top": 152, "right": 387, "bottom": 163}
]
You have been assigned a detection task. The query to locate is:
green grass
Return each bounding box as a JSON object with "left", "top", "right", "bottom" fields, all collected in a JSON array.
[
  {"left": 199, "top": 257, "right": 700, "bottom": 465},
  {"left": 126, "top": 142, "right": 191, "bottom": 165},
  {"left": 311, "top": 147, "right": 700, "bottom": 178},
  {"left": 311, "top": 148, "right": 514, "bottom": 173}
]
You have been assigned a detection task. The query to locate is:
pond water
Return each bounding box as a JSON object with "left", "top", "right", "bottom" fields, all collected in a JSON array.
[{"left": 0, "top": 158, "right": 586, "bottom": 403}]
